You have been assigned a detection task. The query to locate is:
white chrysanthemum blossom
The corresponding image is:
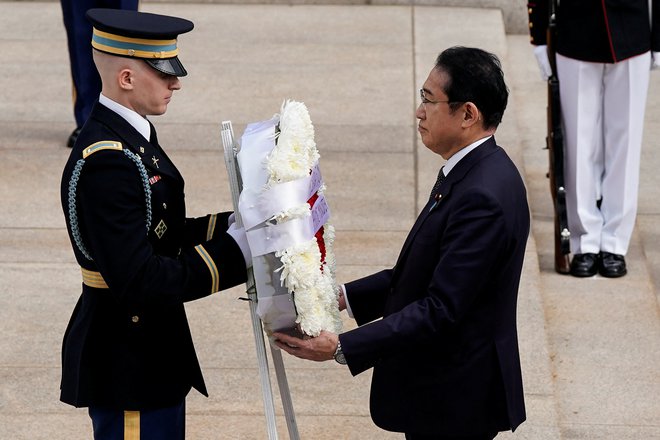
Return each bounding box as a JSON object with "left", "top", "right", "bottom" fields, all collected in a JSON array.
[
  {"left": 322, "top": 223, "right": 337, "bottom": 275},
  {"left": 275, "top": 240, "right": 322, "bottom": 292},
  {"left": 278, "top": 100, "right": 316, "bottom": 145},
  {"left": 267, "top": 100, "right": 319, "bottom": 185},
  {"left": 265, "top": 100, "right": 341, "bottom": 337},
  {"left": 274, "top": 239, "right": 340, "bottom": 336},
  {"left": 320, "top": 223, "right": 342, "bottom": 333}
]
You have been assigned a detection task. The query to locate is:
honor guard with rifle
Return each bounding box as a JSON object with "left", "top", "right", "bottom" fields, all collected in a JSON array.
[
  {"left": 528, "top": 0, "right": 660, "bottom": 278},
  {"left": 59, "top": 9, "right": 251, "bottom": 439}
]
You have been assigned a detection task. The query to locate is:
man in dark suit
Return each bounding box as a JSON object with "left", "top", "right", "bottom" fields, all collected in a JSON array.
[
  {"left": 273, "top": 47, "right": 529, "bottom": 439},
  {"left": 60, "top": 9, "right": 250, "bottom": 439},
  {"left": 528, "top": 0, "right": 660, "bottom": 277}
]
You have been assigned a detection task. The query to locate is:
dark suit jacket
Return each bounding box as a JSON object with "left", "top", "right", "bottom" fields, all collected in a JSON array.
[
  {"left": 59, "top": 102, "right": 247, "bottom": 410},
  {"left": 339, "top": 138, "right": 529, "bottom": 436},
  {"left": 528, "top": 0, "right": 660, "bottom": 63}
]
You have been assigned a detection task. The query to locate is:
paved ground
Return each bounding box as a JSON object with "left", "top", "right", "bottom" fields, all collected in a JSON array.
[{"left": 1, "top": 2, "right": 658, "bottom": 439}]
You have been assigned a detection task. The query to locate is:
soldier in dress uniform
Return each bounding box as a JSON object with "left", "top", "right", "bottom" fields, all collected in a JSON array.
[
  {"left": 528, "top": 0, "right": 660, "bottom": 278},
  {"left": 60, "top": 0, "right": 139, "bottom": 148},
  {"left": 59, "top": 9, "right": 251, "bottom": 439}
]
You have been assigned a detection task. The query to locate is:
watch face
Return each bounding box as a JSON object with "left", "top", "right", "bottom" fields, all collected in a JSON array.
[
  {"left": 334, "top": 341, "right": 347, "bottom": 365},
  {"left": 335, "top": 352, "right": 347, "bottom": 365}
]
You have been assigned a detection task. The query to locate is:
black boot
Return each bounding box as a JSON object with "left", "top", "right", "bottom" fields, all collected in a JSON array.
[{"left": 66, "top": 127, "right": 81, "bottom": 149}]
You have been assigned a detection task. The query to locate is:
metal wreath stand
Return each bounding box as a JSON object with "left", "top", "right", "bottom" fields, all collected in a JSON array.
[{"left": 221, "top": 121, "right": 300, "bottom": 440}]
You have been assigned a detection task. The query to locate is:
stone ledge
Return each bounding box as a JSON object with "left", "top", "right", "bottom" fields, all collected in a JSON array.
[{"left": 6, "top": 0, "right": 528, "bottom": 34}]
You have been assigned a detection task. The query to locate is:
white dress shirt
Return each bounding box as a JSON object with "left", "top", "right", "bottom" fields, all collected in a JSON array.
[{"left": 98, "top": 93, "right": 151, "bottom": 141}]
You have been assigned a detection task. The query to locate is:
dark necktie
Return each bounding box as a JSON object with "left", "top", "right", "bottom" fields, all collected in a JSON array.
[{"left": 430, "top": 166, "right": 445, "bottom": 199}]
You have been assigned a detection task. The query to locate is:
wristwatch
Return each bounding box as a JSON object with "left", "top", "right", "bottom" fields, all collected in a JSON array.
[{"left": 334, "top": 340, "right": 347, "bottom": 365}]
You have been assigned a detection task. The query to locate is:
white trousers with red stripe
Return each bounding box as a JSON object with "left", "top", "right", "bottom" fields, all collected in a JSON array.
[{"left": 556, "top": 52, "right": 651, "bottom": 255}]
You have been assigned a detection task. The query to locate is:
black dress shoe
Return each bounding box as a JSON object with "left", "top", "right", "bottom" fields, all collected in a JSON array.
[
  {"left": 570, "top": 253, "right": 598, "bottom": 277},
  {"left": 66, "top": 127, "right": 81, "bottom": 149},
  {"left": 599, "top": 252, "right": 627, "bottom": 278}
]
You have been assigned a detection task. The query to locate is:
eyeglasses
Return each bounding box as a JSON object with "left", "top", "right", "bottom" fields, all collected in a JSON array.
[{"left": 419, "top": 88, "right": 451, "bottom": 107}]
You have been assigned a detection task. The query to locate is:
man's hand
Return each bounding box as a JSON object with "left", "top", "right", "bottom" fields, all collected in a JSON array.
[{"left": 273, "top": 330, "right": 338, "bottom": 362}]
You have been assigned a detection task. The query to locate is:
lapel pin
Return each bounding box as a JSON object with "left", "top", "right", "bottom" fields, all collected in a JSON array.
[
  {"left": 152, "top": 156, "right": 160, "bottom": 168},
  {"left": 429, "top": 193, "right": 442, "bottom": 212}
]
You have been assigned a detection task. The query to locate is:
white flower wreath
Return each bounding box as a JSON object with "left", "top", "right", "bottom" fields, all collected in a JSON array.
[{"left": 265, "top": 100, "right": 342, "bottom": 337}]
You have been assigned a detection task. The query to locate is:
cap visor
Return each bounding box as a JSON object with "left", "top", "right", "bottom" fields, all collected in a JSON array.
[{"left": 145, "top": 57, "right": 187, "bottom": 77}]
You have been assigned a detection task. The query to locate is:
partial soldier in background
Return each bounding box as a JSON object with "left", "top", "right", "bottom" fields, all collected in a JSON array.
[
  {"left": 528, "top": 0, "right": 660, "bottom": 278},
  {"left": 60, "top": 9, "right": 251, "bottom": 439},
  {"left": 60, "top": 0, "right": 139, "bottom": 148}
]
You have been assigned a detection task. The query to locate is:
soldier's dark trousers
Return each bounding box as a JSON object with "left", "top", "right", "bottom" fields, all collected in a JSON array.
[{"left": 89, "top": 401, "right": 185, "bottom": 440}]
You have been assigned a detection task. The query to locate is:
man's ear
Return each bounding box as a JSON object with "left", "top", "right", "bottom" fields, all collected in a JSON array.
[
  {"left": 118, "top": 69, "right": 133, "bottom": 90},
  {"left": 462, "top": 102, "right": 481, "bottom": 128}
]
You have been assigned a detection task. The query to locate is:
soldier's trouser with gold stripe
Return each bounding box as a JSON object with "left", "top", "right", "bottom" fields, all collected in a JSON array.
[{"left": 89, "top": 401, "right": 185, "bottom": 440}]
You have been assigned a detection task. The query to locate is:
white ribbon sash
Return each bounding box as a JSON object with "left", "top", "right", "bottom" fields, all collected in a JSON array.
[
  {"left": 239, "top": 163, "right": 324, "bottom": 231},
  {"left": 245, "top": 194, "right": 330, "bottom": 257}
]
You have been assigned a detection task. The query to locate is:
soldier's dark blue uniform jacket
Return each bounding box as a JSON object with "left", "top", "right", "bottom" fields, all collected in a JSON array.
[
  {"left": 60, "top": 102, "right": 247, "bottom": 410},
  {"left": 528, "top": 0, "right": 660, "bottom": 63}
]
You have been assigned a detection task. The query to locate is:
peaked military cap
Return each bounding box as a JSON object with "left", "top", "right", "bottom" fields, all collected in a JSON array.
[{"left": 86, "top": 8, "right": 194, "bottom": 77}]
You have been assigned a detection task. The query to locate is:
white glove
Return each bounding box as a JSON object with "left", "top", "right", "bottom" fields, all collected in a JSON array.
[
  {"left": 652, "top": 52, "right": 660, "bottom": 70},
  {"left": 533, "top": 45, "right": 553, "bottom": 81},
  {"left": 227, "top": 221, "right": 252, "bottom": 267}
]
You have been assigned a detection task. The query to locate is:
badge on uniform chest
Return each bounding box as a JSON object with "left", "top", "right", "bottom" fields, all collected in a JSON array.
[
  {"left": 137, "top": 145, "right": 160, "bottom": 169},
  {"left": 154, "top": 219, "right": 167, "bottom": 239}
]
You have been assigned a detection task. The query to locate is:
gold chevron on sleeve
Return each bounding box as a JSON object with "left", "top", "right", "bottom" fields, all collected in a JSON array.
[
  {"left": 206, "top": 214, "right": 217, "bottom": 241},
  {"left": 195, "top": 244, "right": 219, "bottom": 293},
  {"left": 81, "top": 268, "right": 109, "bottom": 289}
]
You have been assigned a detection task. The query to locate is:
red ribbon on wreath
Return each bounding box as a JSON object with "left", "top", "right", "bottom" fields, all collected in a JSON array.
[{"left": 307, "top": 191, "right": 327, "bottom": 267}]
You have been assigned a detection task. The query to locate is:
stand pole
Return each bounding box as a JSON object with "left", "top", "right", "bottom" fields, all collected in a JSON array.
[{"left": 221, "top": 121, "right": 300, "bottom": 440}]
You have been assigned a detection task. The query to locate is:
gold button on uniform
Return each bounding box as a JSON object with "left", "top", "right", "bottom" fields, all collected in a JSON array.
[{"left": 131, "top": 315, "right": 139, "bottom": 323}]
